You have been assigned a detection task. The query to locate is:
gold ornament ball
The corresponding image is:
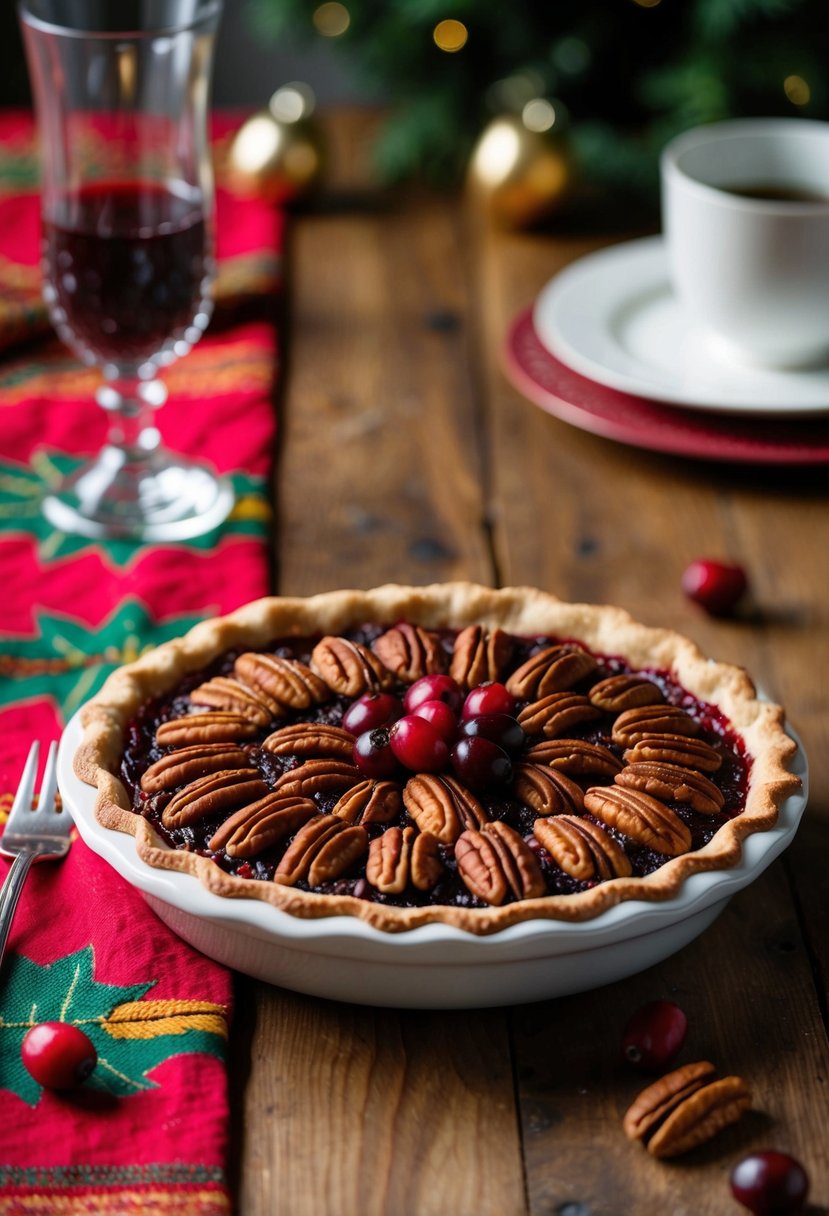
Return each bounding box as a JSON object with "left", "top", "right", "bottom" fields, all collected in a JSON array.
[
  {"left": 467, "top": 110, "right": 573, "bottom": 229},
  {"left": 227, "top": 84, "right": 324, "bottom": 204}
]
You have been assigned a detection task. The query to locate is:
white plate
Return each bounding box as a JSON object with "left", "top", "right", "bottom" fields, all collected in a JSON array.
[
  {"left": 57, "top": 712, "right": 809, "bottom": 1009},
  {"left": 533, "top": 236, "right": 829, "bottom": 415}
]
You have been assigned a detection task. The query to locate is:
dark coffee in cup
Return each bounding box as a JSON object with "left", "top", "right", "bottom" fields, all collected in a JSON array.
[{"left": 726, "top": 183, "right": 829, "bottom": 203}]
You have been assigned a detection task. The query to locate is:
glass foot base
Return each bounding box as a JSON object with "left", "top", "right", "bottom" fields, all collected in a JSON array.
[{"left": 41, "top": 444, "right": 235, "bottom": 542}]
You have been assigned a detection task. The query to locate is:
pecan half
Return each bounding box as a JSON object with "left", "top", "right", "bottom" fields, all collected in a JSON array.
[
  {"left": 615, "top": 762, "right": 725, "bottom": 816},
  {"left": 331, "top": 779, "right": 402, "bottom": 825},
  {"left": 583, "top": 786, "right": 691, "bottom": 855},
  {"left": 371, "top": 623, "right": 446, "bottom": 682},
  {"left": 263, "top": 722, "right": 355, "bottom": 761},
  {"left": 274, "top": 758, "right": 361, "bottom": 799},
  {"left": 517, "top": 692, "right": 602, "bottom": 738},
  {"left": 162, "top": 769, "right": 269, "bottom": 829},
  {"left": 274, "top": 814, "right": 368, "bottom": 887},
  {"left": 234, "top": 652, "right": 330, "bottom": 711},
  {"left": 449, "top": 625, "right": 514, "bottom": 689},
  {"left": 155, "top": 713, "right": 259, "bottom": 747},
  {"left": 190, "top": 676, "right": 280, "bottom": 725},
  {"left": 402, "top": 773, "right": 489, "bottom": 845},
  {"left": 623, "top": 734, "right": 723, "bottom": 773},
  {"left": 513, "top": 762, "right": 584, "bottom": 816},
  {"left": 588, "top": 674, "right": 665, "bottom": 713},
  {"left": 525, "top": 738, "right": 623, "bottom": 780},
  {"left": 506, "top": 644, "right": 597, "bottom": 700},
  {"left": 208, "top": 792, "right": 318, "bottom": 857},
  {"left": 533, "top": 815, "right": 632, "bottom": 881},
  {"left": 455, "top": 821, "right": 545, "bottom": 906},
  {"left": 612, "top": 705, "right": 700, "bottom": 747},
  {"left": 310, "top": 636, "right": 395, "bottom": 696},
  {"left": 623, "top": 1061, "right": 751, "bottom": 1158},
  {"left": 140, "top": 743, "right": 253, "bottom": 794},
  {"left": 366, "top": 825, "right": 443, "bottom": 894}
]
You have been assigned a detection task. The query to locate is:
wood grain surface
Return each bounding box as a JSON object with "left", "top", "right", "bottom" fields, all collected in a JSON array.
[{"left": 231, "top": 110, "right": 829, "bottom": 1216}]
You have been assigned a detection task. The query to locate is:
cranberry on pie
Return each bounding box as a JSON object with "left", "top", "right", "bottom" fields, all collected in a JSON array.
[{"left": 74, "top": 583, "right": 799, "bottom": 934}]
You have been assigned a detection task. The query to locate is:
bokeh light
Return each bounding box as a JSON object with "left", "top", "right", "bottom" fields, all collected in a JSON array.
[
  {"left": 433, "top": 19, "right": 468, "bottom": 53},
  {"left": 313, "top": 2, "right": 350, "bottom": 37},
  {"left": 269, "top": 83, "right": 316, "bottom": 123},
  {"left": 522, "top": 99, "right": 557, "bottom": 134},
  {"left": 784, "top": 75, "right": 811, "bottom": 106}
]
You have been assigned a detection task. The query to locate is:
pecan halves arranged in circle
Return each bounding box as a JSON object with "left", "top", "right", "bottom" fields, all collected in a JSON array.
[
  {"left": 371, "top": 623, "right": 447, "bottom": 682},
  {"left": 611, "top": 705, "right": 700, "bottom": 748},
  {"left": 533, "top": 815, "right": 632, "bottom": 882},
  {"left": 506, "top": 644, "right": 597, "bottom": 700},
  {"left": 190, "top": 676, "right": 280, "bottom": 726},
  {"left": 331, "top": 779, "right": 402, "bottom": 825},
  {"left": 588, "top": 674, "right": 665, "bottom": 713},
  {"left": 274, "top": 758, "right": 362, "bottom": 799},
  {"left": 155, "top": 712, "right": 259, "bottom": 747},
  {"left": 455, "top": 821, "right": 545, "bottom": 906},
  {"left": 234, "top": 652, "right": 330, "bottom": 711},
  {"left": 273, "top": 814, "right": 368, "bottom": 887},
  {"left": 366, "top": 825, "right": 443, "bottom": 895},
  {"left": 402, "top": 773, "right": 489, "bottom": 845},
  {"left": 583, "top": 786, "right": 692, "bottom": 855},
  {"left": 141, "top": 743, "right": 254, "bottom": 794},
  {"left": 623, "top": 734, "right": 723, "bottom": 773},
  {"left": 263, "top": 722, "right": 355, "bottom": 761},
  {"left": 517, "top": 692, "right": 602, "bottom": 739},
  {"left": 162, "top": 769, "right": 269, "bottom": 829},
  {"left": 525, "top": 738, "right": 623, "bottom": 780},
  {"left": 513, "top": 762, "right": 585, "bottom": 816},
  {"left": 208, "top": 792, "right": 318, "bottom": 857},
  {"left": 623, "top": 1061, "right": 751, "bottom": 1158},
  {"left": 615, "top": 762, "right": 725, "bottom": 816},
  {"left": 310, "top": 636, "right": 395, "bottom": 696},
  {"left": 449, "top": 625, "right": 514, "bottom": 689}
]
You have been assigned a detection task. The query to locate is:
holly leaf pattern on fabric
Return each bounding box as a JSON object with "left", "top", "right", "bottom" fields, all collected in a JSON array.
[
  {"left": 0, "top": 451, "right": 269, "bottom": 568},
  {"left": 0, "top": 947, "right": 227, "bottom": 1106},
  {"left": 0, "top": 598, "right": 207, "bottom": 721}
]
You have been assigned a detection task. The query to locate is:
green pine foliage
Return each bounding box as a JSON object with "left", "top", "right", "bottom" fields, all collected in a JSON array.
[{"left": 249, "top": 0, "right": 826, "bottom": 199}]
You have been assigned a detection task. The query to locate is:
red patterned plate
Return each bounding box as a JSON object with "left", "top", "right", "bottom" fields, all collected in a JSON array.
[{"left": 503, "top": 307, "right": 829, "bottom": 464}]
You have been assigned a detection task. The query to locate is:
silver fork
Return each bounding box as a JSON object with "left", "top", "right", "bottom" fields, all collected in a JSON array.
[{"left": 0, "top": 741, "right": 72, "bottom": 971}]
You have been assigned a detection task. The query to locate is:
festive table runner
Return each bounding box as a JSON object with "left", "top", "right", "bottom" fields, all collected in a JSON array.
[{"left": 0, "top": 112, "right": 282, "bottom": 1215}]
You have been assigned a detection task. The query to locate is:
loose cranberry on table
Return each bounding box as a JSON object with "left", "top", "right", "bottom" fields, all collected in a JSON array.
[
  {"left": 412, "top": 699, "right": 458, "bottom": 744},
  {"left": 461, "top": 712, "right": 525, "bottom": 757},
  {"left": 682, "top": 559, "right": 749, "bottom": 617},
  {"left": 389, "top": 714, "right": 450, "bottom": 773},
  {"left": 403, "top": 673, "right": 464, "bottom": 715},
  {"left": 461, "top": 681, "right": 516, "bottom": 721},
  {"left": 730, "top": 1150, "right": 809, "bottom": 1214},
  {"left": 451, "top": 735, "right": 513, "bottom": 791},
  {"left": 21, "top": 1022, "right": 97, "bottom": 1090},
  {"left": 621, "top": 999, "right": 688, "bottom": 1072},
  {"left": 342, "top": 691, "right": 403, "bottom": 736},
  {"left": 353, "top": 727, "right": 399, "bottom": 779}
]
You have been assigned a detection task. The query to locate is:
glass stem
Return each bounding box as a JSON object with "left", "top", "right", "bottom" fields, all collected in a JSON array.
[{"left": 96, "top": 376, "right": 168, "bottom": 459}]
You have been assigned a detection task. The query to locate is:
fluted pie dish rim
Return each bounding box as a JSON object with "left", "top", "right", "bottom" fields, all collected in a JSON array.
[{"left": 71, "top": 582, "right": 801, "bottom": 936}]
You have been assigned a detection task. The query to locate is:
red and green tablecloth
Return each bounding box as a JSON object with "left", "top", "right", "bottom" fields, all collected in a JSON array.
[{"left": 0, "top": 112, "right": 282, "bottom": 1215}]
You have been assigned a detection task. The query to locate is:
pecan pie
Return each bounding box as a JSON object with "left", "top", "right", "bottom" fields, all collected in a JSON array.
[{"left": 74, "top": 583, "right": 800, "bottom": 934}]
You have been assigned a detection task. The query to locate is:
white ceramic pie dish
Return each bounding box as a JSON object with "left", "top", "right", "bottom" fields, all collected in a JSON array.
[{"left": 57, "top": 711, "right": 808, "bottom": 1008}]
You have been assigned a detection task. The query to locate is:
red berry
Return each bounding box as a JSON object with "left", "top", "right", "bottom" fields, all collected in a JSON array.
[
  {"left": 681, "top": 559, "right": 748, "bottom": 616},
  {"left": 21, "top": 1022, "right": 97, "bottom": 1090},
  {"left": 403, "top": 674, "right": 463, "bottom": 715},
  {"left": 730, "top": 1151, "right": 809, "bottom": 1215},
  {"left": 389, "top": 715, "right": 450, "bottom": 773},
  {"left": 450, "top": 735, "right": 513, "bottom": 791},
  {"left": 342, "top": 692, "right": 403, "bottom": 736},
  {"left": 353, "top": 727, "right": 399, "bottom": 779},
  {"left": 461, "top": 682, "right": 516, "bottom": 721},
  {"left": 412, "top": 699, "right": 458, "bottom": 744},
  {"left": 621, "top": 1000, "right": 687, "bottom": 1072},
  {"left": 461, "top": 713, "right": 525, "bottom": 757}
]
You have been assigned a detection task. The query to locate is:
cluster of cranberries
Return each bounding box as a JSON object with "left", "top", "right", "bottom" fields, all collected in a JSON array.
[
  {"left": 621, "top": 1000, "right": 809, "bottom": 1213},
  {"left": 343, "top": 674, "right": 524, "bottom": 791}
]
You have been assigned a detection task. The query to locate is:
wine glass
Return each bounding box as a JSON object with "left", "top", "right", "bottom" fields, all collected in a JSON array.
[{"left": 19, "top": 0, "right": 233, "bottom": 542}]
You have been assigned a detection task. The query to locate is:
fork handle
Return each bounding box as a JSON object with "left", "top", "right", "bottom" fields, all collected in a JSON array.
[{"left": 0, "top": 852, "right": 36, "bottom": 972}]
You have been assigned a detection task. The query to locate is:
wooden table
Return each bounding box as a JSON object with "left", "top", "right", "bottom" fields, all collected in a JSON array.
[{"left": 228, "top": 111, "right": 829, "bottom": 1215}]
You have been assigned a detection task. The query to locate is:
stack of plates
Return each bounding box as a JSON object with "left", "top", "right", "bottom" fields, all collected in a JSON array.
[{"left": 503, "top": 236, "right": 829, "bottom": 463}]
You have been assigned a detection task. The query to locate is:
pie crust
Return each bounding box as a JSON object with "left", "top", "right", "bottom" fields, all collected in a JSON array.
[{"left": 74, "top": 583, "right": 800, "bottom": 934}]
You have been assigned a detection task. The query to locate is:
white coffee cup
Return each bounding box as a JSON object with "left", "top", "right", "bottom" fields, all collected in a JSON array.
[{"left": 660, "top": 118, "right": 829, "bottom": 368}]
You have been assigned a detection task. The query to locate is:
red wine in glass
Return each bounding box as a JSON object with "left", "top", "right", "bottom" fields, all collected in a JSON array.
[{"left": 43, "top": 181, "right": 210, "bottom": 367}]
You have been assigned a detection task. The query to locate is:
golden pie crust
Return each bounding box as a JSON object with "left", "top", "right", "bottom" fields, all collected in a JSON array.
[{"left": 74, "top": 583, "right": 800, "bottom": 934}]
